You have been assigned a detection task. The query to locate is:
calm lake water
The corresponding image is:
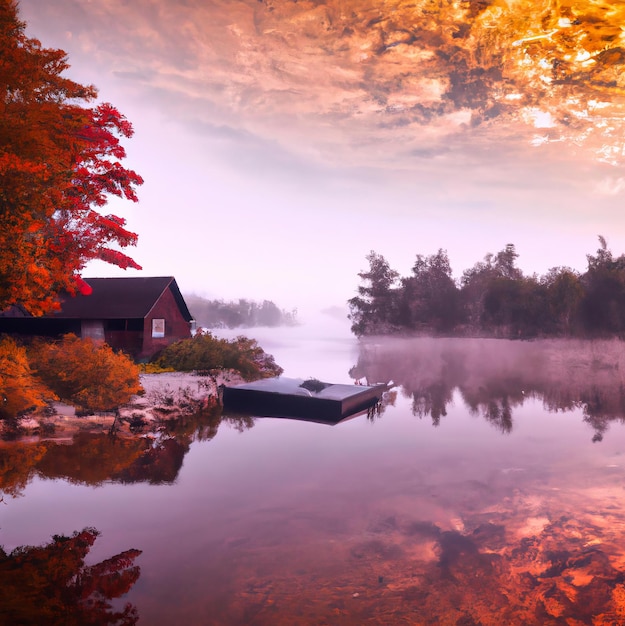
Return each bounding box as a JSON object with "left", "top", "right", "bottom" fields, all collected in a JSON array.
[{"left": 2, "top": 317, "right": 625, "bottom": 625}]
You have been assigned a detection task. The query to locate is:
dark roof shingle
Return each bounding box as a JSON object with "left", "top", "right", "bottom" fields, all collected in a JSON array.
[{"left": 48, "top": 276, "right": 193, "bottom": 320}]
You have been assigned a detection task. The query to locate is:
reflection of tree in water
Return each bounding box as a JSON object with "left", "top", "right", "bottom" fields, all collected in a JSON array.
[
  {"left": 30, "top": 432, "right": 192, "bottom": 486},
  {"left": 409, "top": 382, "right": 452, "bottom": 426},
  {"left": 0, "top": 527, "right": 141, "bottom": 625},
  {"left": 366, "top": 389, "right": 397, "bottom": 422},
  {"left": 148, "top": 398, "right": 224, "bottom": 443},
  {"left": 351, "top": 338, "right": 625, "bottom": 438},
  {"left": 0, "top": 401, "right": 260, "bottom": 495},
  {"left": 221, "top": 413, "right": 256, "bottom": 432},
  {"left": 579, "top": 385, "right": 625, "bottom": 443},
  {"left": 0, "top": 442, "right": 47, "bottom": 496},
  {"left": 459, "top": 378, "right": 528, "bottom": 434},
  {"left": 35, "top": 433, "right": 152, "bottom": 486},
  {"left": 114, "top": 437, "right": 187, "bottom": 484}
]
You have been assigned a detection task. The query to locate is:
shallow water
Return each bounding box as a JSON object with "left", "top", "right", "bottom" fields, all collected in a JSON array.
[{"left": 2, "top": 320, "right": 625, "bottom": 624}]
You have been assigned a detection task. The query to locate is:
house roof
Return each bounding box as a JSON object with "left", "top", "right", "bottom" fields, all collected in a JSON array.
[{"left": 47, "top": 276, "right": 194, "bottom": 321}]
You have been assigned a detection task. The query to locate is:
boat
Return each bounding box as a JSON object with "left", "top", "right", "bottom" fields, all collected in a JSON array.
[{"left": 221, "top": 377, "right": 387, "bottom": 423}]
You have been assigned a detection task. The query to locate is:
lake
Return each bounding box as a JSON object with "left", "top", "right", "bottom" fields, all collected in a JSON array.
[{"left": 1, "top": 317, "right": 625, "bottom": 625}]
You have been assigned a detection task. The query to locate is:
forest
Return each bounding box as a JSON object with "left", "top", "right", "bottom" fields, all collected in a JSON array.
[
  {"left": 185, "top": 294, "right": 298, "bottom": 329},
  {"left": 348, "top": 237, "right": 625, "bottom": 338}
]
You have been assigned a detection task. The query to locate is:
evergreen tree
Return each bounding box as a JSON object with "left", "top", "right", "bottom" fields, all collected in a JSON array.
[{"left": 348, "top": 251, "right": 399, "bottom": 336}]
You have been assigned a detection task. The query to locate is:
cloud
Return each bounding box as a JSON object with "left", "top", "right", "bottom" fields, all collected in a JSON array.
[
  {"left": 595, "top": 177, "right": 625, "bottom": 196},
  {"left": 22, "top": 0, "right": 625, "bottom": 175},
  {"left": 17, "top": 0, "right": 625, "bottom": 304}
]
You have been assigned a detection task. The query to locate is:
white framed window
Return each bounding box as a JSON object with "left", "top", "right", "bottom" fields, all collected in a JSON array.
[{"left": 152, "top": 318, "right": 165, "bottom": 338}]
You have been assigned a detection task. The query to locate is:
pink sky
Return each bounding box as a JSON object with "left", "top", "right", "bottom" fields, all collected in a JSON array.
[{"left": 18, "top": 0, "right": 625, "bottom": 314}]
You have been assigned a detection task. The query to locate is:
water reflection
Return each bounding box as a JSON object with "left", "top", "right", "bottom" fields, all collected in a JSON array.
[
  {"left": 340, "top": 511, "right": 625, "bottom": 624},
  {"left": 350, "top": 337, "right": 625, "bottom": 439},
  {"left": 0, "top": 400, "right": 252, "bottom": 495},
  {"left": 0, "top": 527, "right": 141, "bottom": 625},
  {"left": 3, "top": 335, "right": 625, "bottom": 624}
]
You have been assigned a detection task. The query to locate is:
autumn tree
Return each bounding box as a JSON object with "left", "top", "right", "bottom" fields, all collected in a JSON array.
[
  {"left": 0, "top": 528, "right": 141, "bottom": 625},
  {"left": 29, "top": 334, "right": 141, "bottom": 412},
  {"left": 0, "top": 0, "right": 143, "bottom": 315},
  {"left": 0, "top": 334, "right": 51, "bottom": 419}
]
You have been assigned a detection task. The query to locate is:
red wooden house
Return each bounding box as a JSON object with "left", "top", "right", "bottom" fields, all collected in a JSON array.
[{"left": 0, "top": 277, "right": 194, "bottom": 360}]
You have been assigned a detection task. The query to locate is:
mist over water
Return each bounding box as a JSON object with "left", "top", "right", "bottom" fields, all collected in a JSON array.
[
  {"left": 351, "top": 335, "right": 625, "bottom": 439},
  {"left": 216, "top": 317, "right": 625, "bottom": 440},
  {"left": 2, "top": 324, "right": 625, "bottom": 624},
  {"left": 211, "top": 309, "right": 358, "bottom": 383}
]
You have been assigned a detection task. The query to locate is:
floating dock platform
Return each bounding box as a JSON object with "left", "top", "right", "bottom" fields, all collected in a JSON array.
[{"left": 222, "top": 377, "right": 386, "bottom": 422}]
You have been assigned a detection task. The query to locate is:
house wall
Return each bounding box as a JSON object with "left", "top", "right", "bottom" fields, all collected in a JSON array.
[
  {"left": 140, "top": 287, "right": 192, "bottom": 360},
  {"left": 104, "top": 324, "right": 144, "bottom": 357}
]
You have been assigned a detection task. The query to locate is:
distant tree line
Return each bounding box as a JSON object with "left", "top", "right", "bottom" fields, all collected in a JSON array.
[
  {"left": 185, "top": 295, "right": 298, "bottom": 329},
  {"left": 348, "top": 237, "right": 625, "bottom": 338}
]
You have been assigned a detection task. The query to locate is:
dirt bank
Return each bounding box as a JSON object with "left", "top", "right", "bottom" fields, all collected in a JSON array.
[{"left": 6, "top": 370, "right": 245, "bottom": 441}]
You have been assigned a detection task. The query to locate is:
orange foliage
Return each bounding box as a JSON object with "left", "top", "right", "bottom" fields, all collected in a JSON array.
[
  {"left": 0, "top": 527, "right": 141, "bottom": 625},
  {"left": 0, "top": 335, "right": 52, "bottom": 419},
  {"left": 29, "top": 334, "right": 141, "bottom": 412},
  {"left": 0, "top": 1, "right": 142, "bottom": 315},
  {"left": 0, "top": 441, "right": 47, "bottom": 496},
  {"left": 36, "top": 433, "right": 150, "bottom": 487}
]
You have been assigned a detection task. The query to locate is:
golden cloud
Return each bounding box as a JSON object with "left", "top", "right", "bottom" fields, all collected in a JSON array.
[{"left": 53, "top": 0, "right": 625, "bottom": 167}]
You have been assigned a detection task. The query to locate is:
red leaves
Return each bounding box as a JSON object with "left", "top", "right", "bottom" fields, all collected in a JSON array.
[
  {"left": 78, "top": 549, "right": 142, "bottom": 600},
  {"left": 93, "top": 102, "right": 135, "bottom": 139},
  {"left": 73, "top": 275, "right": 93, "bottom": 296},
  {"left": 97, "top": 248, "right": 142, "bottom": 271},
  {"left": 0, "top": 527, "right": 142, "bottom": 625},
  {"left": 0, "top": 2, "right": 143, "bottom": 315}
]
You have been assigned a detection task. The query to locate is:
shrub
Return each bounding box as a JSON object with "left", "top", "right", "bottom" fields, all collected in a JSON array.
[
  {"left": 154, "top": 331, "right": 283, "bottom": 380},
  {"left": 227, "top": 335, "right": 283, "bottom": 380},
  {"left": 0, "top": 336, "right": 51, "bottom": 419},
  {"left": 139, "top": 363, "right": 174, "bottom": 374},
  {"left": 29, "top": 334, "right": 141, "bottom": 412}
]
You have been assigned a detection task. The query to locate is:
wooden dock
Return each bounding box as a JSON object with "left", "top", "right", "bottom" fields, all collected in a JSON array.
[{"left": 222, "top": 377, "right": 386, "bottom": 422}]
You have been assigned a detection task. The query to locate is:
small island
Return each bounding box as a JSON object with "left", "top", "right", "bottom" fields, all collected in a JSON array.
[{"left": 349, "top": 237, "right": 625, "bottom": 339}]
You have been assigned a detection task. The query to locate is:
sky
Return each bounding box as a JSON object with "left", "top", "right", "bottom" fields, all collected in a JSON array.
[{"left": 17, "top": 0, "right": 625, "bottom": 316}]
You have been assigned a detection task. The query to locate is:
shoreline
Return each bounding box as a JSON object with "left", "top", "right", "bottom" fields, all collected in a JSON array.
[{"left": 3, "top": 370, "right": 245, "bottom": 442}]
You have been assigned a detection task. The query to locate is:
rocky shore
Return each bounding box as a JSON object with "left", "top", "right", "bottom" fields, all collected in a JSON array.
[{"left": 6, "top": 370, "right": 245, "bottom": 440}]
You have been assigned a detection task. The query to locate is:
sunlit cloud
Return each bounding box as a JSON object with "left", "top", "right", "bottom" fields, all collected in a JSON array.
[
  {"left": 25, "top": 0, "right": 625, "bottom": 172},
  {"left": 17, "top": 0, "right": 625, "bottom": 305},
  {"left": 595, "top": 176, "right": 625, "bottom": 196}
]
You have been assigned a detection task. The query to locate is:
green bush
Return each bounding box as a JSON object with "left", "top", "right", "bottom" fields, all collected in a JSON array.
[{"left": 154, "top": 332, "right": 283, "bottom": 380}]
